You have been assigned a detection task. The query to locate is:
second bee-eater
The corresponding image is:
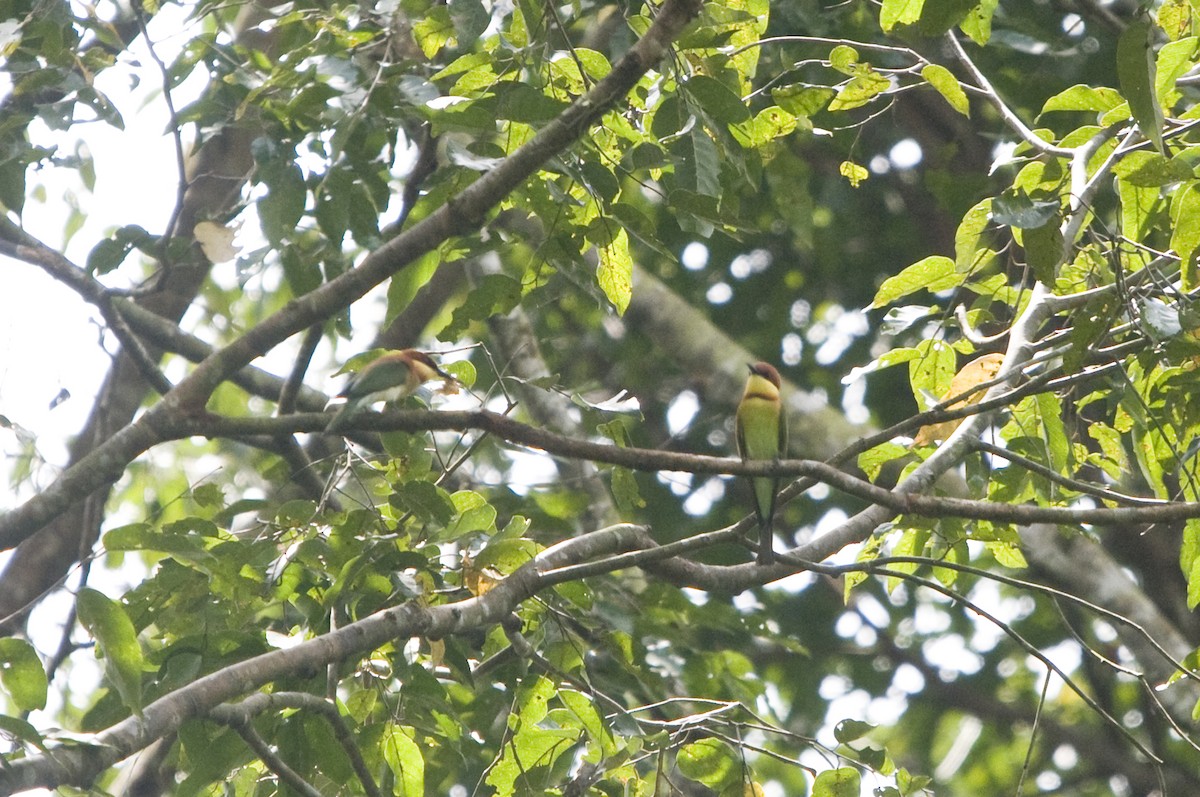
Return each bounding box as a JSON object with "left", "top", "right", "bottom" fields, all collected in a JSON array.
[
  {"left": 736, "top": 361, "right": 787, "bottom": 564},
  {"left": 327, "top": 349, "right": 451, "bottom": 433}
]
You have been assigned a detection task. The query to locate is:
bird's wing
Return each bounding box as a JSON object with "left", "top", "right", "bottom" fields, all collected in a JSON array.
[
  {"left": 778, "top": 401, "right": 788, "bottom": 456},
  {"left": 344, "top": 357, "right": 412, "bottom": 399},
  {"left": 735, "top": 407, "right": 747, "bottom": 460}
]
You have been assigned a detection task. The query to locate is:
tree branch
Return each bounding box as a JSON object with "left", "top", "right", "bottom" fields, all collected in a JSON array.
[
  {"left": 0, "top": 524, "right": 649, "bottom": 792},
  {"left": 0, "top": 0, "right": 705, "bottom": 563},
  {"left": 208, "top": 692, "right": 383, "bottom": 797}
]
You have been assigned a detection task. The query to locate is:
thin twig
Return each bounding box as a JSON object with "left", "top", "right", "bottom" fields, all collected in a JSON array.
[
  {"left": 948, "top": 33, "right": 1073, "bottom": 157},
  {"left": 278, "top": 325, "right": 323, "bottom": 415},
  {"left": 970, "top": 439, "right": 1167, "bottom": 508},
  {"left": 230, "top": 723, "right": 324, "bottom": 797},
  {"left": 873, "top": 567, "right": 1162, "bottom": 764},
  {"left": 132, "top": 0, "right": 189, "bottom": 242}
]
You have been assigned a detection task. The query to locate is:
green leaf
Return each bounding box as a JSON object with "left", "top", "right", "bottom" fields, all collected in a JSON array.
[
  {"left": 1022, "top": 218, "right": 1064, "bottom": 284},
  {"left": 1087, "top": 422, "right": 1128, "bottom": 481},
  {"left": 580, "top": 159, "right": 620, "bottom": 203},
  {"left": 487, "top": 725, "right": 577, "bottom": 794},
  {"left": 610, "top": 466, "right": 646, "bottom": 512},
  {"left": 684, "top": 75, "right": 751, "bottom": 124},
  {"left": 988, "top": 541, "right": 1028, "bottom": 569},
  {"left": 382, "top": 724, "right": 425, "bottom": 797},
  {"left": 1170, "top": 182, "right": 1200, "bottom": 289},
  {"left": 1117, "top": 18, "right": 1166, "bottom": 154},
  {"left": 1035, "top": 392, "right": 1069, "bottom": 472},
  {"left": 1118, "top": 175, "right": 1162, "bottom": 241},
  {"left": 76, "top": 588, "right": 144, "bottom": 715},
  {"left": 0, "top": 158, "right": 26, "bottom": 216},
  {"left": 85, "top": 225, "right": 153, "bottom": 276},
  {"left": 447, "top": 490, "right": 498, "bottom": 537},
  {"left": 86, "top": 237, "right": 130, "bottom": 275},
  {"left": 102, "top": 521, "right": 215, "bottom": 566},
  {"left": 1113, "top": 150, "right": 1193, "bottom": 186},
  {"left": 516, "top": 675, "right": 555, "bottom": 724},
  {"left": 871, "top": 256, "right": 960, "bottom": 308},
  {"left": 813, "top": 767, "right": 861, "bottom": 797},
  {"left": 954, "top": 197, "right": 993, "bottom": 271},
  {"left": 257, "top": 163, "right": 306, "bottom": 244},
  {"left": 280, "top": 246, "right": 322, "bottom": 296},
  {"left": 731, "top": 106, "right": 797, "bottom": 148},
  {"left": 413, "top": 7, "right": 454, "bottom": 57},
  {"left": 0, "top": 638, "right": 47, "bottom": 711},
  {"left": 1183, "top": 519, "right": 1200, "bottom": 609},
  {"left": 1040, "top": 84, "right": 1122, "bottom": 114},
  {"left": 909, "top": 339, "right": 956, "bottom": 407},
  {"left": 495, "top": 82, "right": 570, "bottom": 122},
  {"left": 574, "top": 48, "right": 612, "bottom": 80},
  {"left": 1155, "top": 36, "right": 1198, "bottom": 110},
  {"left": 391, "top": 480, "right": 455, "bottom": 526},
  {"left": 772, "top": 85, "right": 835, "bottom": 117},
  {"left": 597, "top": 227, "right": 633, "bottom": 315},
  {"left": 833, "top": 718, "right": 876, "bottom": 743},
  {"left": 911, "top": 0, "right": 977, "bottom": 35},
  {"left": 473, "top": 539, "right": 540, "bottom": 575},
  {"left": 442, "top": 273, "right": 521, "bottom": 340},
  {"left": 449, "top": 0, "right": 489, "bottom": 43},
  {"left": 674, "top": 124, "right": 721, "bottom": 197},
  {"left": 315, "top": 170, "right": 352, "bottom": 245},
  {"left": 992, "top": 188, "right": 1060, "bottom": 229},
  {"left": 725, "top": 0, "right": 769, "bottom": 88},
  {"left": 829, "top": 45, "right": 859, "bottom": 75},
  {"left": 430, "top": 51, "right": 493, "bottom": 81},
  {"left": 829, "top": 68, "right": 890, "bottom": 111},
  {"left": 921, "top": 64, "right": 969, "bottom": 116},
  {"left": 0, "top": 713, "right": 44, "bottom": 750},
  {"left": 959, "top": 0, "right": 998, "bottom": 44},
  {"left": 386, "top": 250, "right": 442, "bottom": 329},
  {"left": 443, "top": 358, "right": 476, "bottom": 388},
  {"left": 887, "top": 528, "right": 926, "bottom": 593},
  {"left": 650, "top": 93, "right": 685, "bottom": 139},
  {"left": 857, "top": 442, "right": 909, "bottom": 481},
  {"left": 847, "top": 347, "right": 921, "bottom": 386},
  {"left": 880, "top": 0, "right": 924, "bottom": 31},
  {"left": 1158, "top": 0, "right": 1196, "bottom": 40},
  {"left": 677, "top": 738, "right": 738, "bottom": 789},
  {"left": 559, "top": 689, "right": 615, "bottom": 757}
]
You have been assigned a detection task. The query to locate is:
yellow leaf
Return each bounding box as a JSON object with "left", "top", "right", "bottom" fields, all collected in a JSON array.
[
  {"left": 462, "top": 554, "right": 503, "bottom": 596},
  {"left": 913, "top": 353, "right": 1004, "bottom": 445},
  {"left": 428, "top": 639, "right": 445, "bottom": 667},
  {"left": 839, "top": 160, "right": 869, "bottom": 187}
]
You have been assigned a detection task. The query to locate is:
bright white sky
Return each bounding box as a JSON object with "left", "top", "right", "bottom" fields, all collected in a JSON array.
[{"left": 1, "top": 6, "right": 192, "bottom": 475}]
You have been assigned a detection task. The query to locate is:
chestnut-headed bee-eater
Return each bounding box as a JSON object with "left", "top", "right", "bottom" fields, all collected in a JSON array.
[
  {"left": 736, "top": 361, "right": 787, "bottom": 564},
  {"left": 327, "top": 349, "right": 451, "bottom": 433}
]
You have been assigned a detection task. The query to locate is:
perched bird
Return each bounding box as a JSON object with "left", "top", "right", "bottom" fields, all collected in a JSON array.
[
  {"left": 736, "top": 361, "right": 787, "bottom": 564},
  {"left": 327, "top": 349, "right": 452, "bottom": 433}
]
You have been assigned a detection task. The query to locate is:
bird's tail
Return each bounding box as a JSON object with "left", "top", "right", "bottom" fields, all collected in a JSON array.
[{"left": 753, "top": 477, "right": 776, "bottom": 564}]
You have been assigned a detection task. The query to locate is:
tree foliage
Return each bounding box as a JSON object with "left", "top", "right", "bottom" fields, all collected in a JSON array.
[{"left": 3, "top": 0, "right": 1200, "bottom": 795}]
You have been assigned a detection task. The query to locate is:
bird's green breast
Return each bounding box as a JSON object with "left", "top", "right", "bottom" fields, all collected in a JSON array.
[{"left": 738, "top": 397, "right": 781, "bottom": 458}]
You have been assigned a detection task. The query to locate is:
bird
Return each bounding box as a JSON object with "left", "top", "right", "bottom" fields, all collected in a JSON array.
[
  {"left": 326, "top": 349, "right": 452, "bottom": 433},
  {"left": 736, "top": 361, "right": 787, "bottom": 564}
]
